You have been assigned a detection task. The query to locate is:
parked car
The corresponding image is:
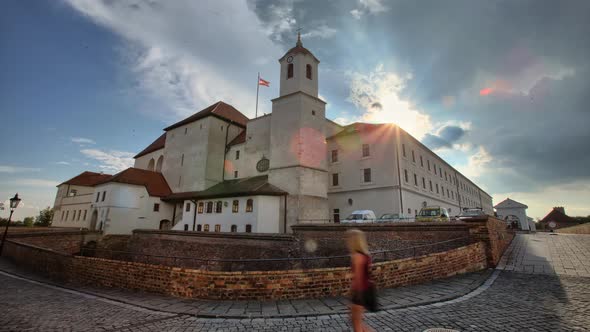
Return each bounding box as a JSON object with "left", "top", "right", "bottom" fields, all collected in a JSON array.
[
  {"left": 416, "top": 206, "right": 450, "bottom": 222},
  {"left": 456, "top": 208, "right": 487, "bottom": 221},
  {"left": 341, "top": 210, "right": 377, "bottom": 224},
  {"left": 378, "top": 213, "right": 409, "bottom": 222}
]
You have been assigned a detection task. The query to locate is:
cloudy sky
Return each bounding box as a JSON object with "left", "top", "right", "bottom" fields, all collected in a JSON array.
[{"left": 1, "top": 0, "right": 589, "bottom": 220}]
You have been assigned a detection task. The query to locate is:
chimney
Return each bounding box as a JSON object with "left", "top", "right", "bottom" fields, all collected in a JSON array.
[{"left": 553, "top": 206, "right": 565, "bottom": 215}]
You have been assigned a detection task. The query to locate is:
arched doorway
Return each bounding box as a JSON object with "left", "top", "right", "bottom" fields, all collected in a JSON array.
[
  {"left": 505, "top": 215, "right": 520, "bottom": 230},
  {"left": 89, "top": 210, "right": 98, "bottom": 231},
  {"left": 159, "top": 219, "right": 171, "bottom": 230}
]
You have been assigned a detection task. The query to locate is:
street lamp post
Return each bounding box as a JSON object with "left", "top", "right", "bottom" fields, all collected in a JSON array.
[{"left": 0, "top": 193, "right": 22, "bottom": 256}]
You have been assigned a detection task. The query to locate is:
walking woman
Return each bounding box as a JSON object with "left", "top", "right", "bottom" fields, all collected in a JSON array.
[{"left": 347, "top": 229, "right": 375, "bottom": 332}]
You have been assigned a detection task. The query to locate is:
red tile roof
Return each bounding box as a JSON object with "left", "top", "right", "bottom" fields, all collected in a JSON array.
[
  {"left": 164, "top": 101, "right": 249, "bottom": 131},
  {"left": 98, "top": 168, "right": 171, "bottom": 197},
  {"left": 134, "top": 133, "right": 166, "bottom": 159},
  {"left": 228, "top": 130, "right": 246, "bottom": 146},
  {"left": 540, "top": 208, "right": 576, "bottom": 224},
  {"left": 60, "top": 171, "right": 112, "bottom": 187}
]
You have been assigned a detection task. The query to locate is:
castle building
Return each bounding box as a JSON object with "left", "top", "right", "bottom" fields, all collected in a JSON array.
[{"left": 52, "top": 34, "right": 493, "bottom": 235}]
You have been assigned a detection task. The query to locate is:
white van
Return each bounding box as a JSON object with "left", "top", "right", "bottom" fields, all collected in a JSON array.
[{"left": 341, "top": 210, "right": 377, "bottom": 224}]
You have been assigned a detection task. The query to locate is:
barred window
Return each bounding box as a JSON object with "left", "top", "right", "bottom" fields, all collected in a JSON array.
[
  {"left": 206, "top": 202, "right": 213, "bottom": 213},
  {"left": 232, "top": 200, "right": 239, "bottom": 213},
  {"left": 246, "top": 199, "right": 253, "bottom": 212},
  {"left": 215, "top": 201, "right": 222, "bottom": 213},
  {"left": 197, "top": 202, "right": 204, "bottom": 214}
]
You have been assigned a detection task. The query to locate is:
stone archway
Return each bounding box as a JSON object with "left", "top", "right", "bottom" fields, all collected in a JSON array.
[
  {"left": 505, "top": 215, "right": 520, "bottom": 230},
  {"left": 89, "top": 210, "right": 98, "bottom": 231},
  {"left": 159, "top": 219, "right": 171, "bottom": 230}
]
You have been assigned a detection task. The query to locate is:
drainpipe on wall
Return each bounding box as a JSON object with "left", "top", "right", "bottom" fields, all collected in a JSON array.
[{"left": 171, "top": 203, "right": 177, "bottom": 229}]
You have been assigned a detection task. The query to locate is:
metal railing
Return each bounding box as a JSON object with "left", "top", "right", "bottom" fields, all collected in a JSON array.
[{"left": 78, "top": 237, "right": 471, "bottom": 272}]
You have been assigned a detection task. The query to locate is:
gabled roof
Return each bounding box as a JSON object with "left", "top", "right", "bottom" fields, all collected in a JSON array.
[
  {"left": 134, "top": 133, "right": 166, "bottom": 159},
  {"left": 228, "top": 130, "right": 246, "bottom": 146},
  {"left": 162, "top": 175, "right": 287, "bottom": 202},
  {"left": 164, "top": 101, "right": 249, "bottom": 131},
  {"left": 540, "top": 208, "right": 576, "bottom": 224},
  {"left": 59, "top": 171, "right": 112, "bottom": 187},
  {"left": 97, "top": 168, "right": 171, "bottom": 197},
  {"left": 494, "top": 198, "right": 528, "bottom": 209}
]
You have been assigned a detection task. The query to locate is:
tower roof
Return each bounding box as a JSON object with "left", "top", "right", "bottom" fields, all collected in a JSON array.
[{"left": 279, "top": 32, "right": 319, "bottom": 63}]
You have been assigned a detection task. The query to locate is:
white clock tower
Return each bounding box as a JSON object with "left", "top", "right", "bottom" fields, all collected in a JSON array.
[{"left": 269, "top": 33, "right": 329, "bottom": 231}]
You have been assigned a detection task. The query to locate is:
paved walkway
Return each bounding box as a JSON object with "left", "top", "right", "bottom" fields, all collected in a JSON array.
[
  {"left": 0, "top": 258, "right": 490, "bottom": 318},
  {"left": 497, "top": 232, "right": 590, "bottom": 277}
]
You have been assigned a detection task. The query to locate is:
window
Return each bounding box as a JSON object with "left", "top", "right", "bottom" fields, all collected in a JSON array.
[
  {"left": 331, "top": 150, "right": 338, "bottom": 163},
  {"left": 184, "top": 202, "right": 190, "bottom": 212},
  {"left": 414, "top": 174, "right": 418, "bottom": 186},
  {"left": 287, "top": 63, "right": 293, "bottom": 78},
  {"left": 312, "top": 110, "right": 316, "bottom": 116},
  {"left": 332, "top": 173, "right": 339, "bottom": 186},
  {"left": 422, "top": 177, "right": 426, "bottom": 189},
  {"left": 333, "top": 209, "right": 340, "bottom": 223},
  {"left": 83, "top": 210, "right": 87, "bottom": 220},
  {"left": 96, "top": 192, "right": 100, "bottom": 202},
  {"left": 221, "top": 126, "right": 224, "bottom": 131},
  {"left": 235, "top": 150, "right": 240, "bottom": 160},
  {"left": 231, "top": 225, "right": 237, "bottom": 232},
  {"left": 69, "top": 189, "right": 77, "bottom": 197},
  {"left": 363, "top": 168, "right": 372, "bottom": 183},
  {"left": 362, "top": 144, "right": 370, "bottom": 157},
  {"left": 452, "top": 191, "right": 454, "bottom": 199},
  {"left": 427, "top": 160, "right": 431, "bottom": 171},
  {"left": 153, "top": 203, "right": 160, "bottom": 212},
  {"left": 184, "top": 127, "right": 188, "bottom": 135},
  {"left": 215, "top": 224, "right": 221, "bottom": 232},
  {"left": 72, "top": 211, "right": 76, "bottom": 221},
  {"left": 436, "top": 184, "right": 439, "bottom": 194},
  {"left": 412, "top": 150, "right": 415, "bottom": 162},
  {"left": 184, "top": 224, "right": 189, "bottom": 231},
  {"left": 246, "top": 199, "right": 253, "bottom": 212},
  {"left": 198, "top": 202, "right": 204, "bottom": 214},
  {"left": 61, "top": 211, "right": 65, "bottom": 221},
  {"left": 181, "top": 154, "right": 184, "bottom": 166},
  {"left": 408, "top": 208, "right": 411, "bottom": 214},
  {"left": 206, "top": 201, "right": 213, "bottom": 213},
  {"left": 445, "top": 172, "right": 448, "bottom": 181},
  {"left": 65, "top": 211, "right": 69, "bottom": 221},
  {"left": 215, "top": 201, "right": 222, "bottom": 213},
  {"left": 447, "top": 189, "right": 450, "bottom": 197},
  {"left": 420, "top": 156, "right": 423, "bottom": 167},
  {"left": 402, "top": 144, "right": 406, "bottom": 157},
  {"left": 429, "top": 180, "right": 433, "bottom": 191},
  {"left": 404, "top": 169, "right": 408, "bottom": 182},
  {"left": 232, "top": 200, "right": 239, "bottom": 213},
  {"left": 197, "top": 224, "right": 202, "bottom": 231},
  {"left": 306, "top": 64, "right": 312, "bottom": 79},
  {"left": 439, "top": 167, "right": 442, "bottom": 178},
  {"left": 434, "top": 164, "right": 437, "bottom": 175},
  {"left": 245, "top": 224, "right": 252, "bottom": 233},
  {"left": 441, "top": 186, "right": 445, "bottom": 196},
  {"left": 77, "top": 210, "right": 81, "bottom": 221},
  {"left": 101, "top": 191, "right": 106, "bottom": 202},
  {"left": 234, "top": 171, "right": 238, "bottom": 178},
  {"left": 204, "top": 224, "right": 210, "bottom": 232}
]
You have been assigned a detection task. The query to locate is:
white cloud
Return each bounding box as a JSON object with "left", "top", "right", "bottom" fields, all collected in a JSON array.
[
  {"left": 350, "top": 9, "right": 362, "bottom": 20},
  {"left": 64, "top": 0, "right": 283, "bottom": 121},
  {"left": 80, "top": 149, "right": 134, "bottom": 173},
  {"left": 55, "top": 161, "right": 71, "bottom": 165},
  {"left": 302, "top": 25, "right": 337, "bottom": 39},
  {"left": 347, "top": 64, "right": 433, "bottom": 139},
  {"left": 456, "top": 146, "right": 493, "bottom": 179},
  {"left": 0, "top": 166, "right": 41, "bottom": 173},
  {"left": 70, "top": 137, "right": 96, "bottom": 145},
  {"left": 350, "top": 0, "right": 388, "bottom": 19},
  {"left": 6, "top": 179, "right": 60, "bottom": 187}
]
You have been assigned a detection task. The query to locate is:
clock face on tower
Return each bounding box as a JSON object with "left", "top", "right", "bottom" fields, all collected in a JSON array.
[{"left": 287, "top": 56, "right": 293, "bottom": 63}]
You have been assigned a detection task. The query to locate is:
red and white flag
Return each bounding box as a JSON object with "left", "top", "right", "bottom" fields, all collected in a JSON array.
[{"left": 258, "top": 77, "right": 270, "bottom": 87}]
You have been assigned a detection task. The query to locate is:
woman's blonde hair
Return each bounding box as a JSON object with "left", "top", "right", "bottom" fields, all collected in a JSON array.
[{"left": 346, "top": 229, "right": 369, "bottom": 255}]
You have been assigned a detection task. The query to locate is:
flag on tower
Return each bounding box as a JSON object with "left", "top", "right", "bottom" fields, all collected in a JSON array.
[{"left": 258, "top": 77, "right": 270, "bottom": 87}]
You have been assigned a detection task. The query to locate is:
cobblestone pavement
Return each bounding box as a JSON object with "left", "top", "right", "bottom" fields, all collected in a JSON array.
[
  {"left": 0, "top": 259, "right": 490, "bottom": 318},
  {"left": 498, "top": 233, "right": 590, "bottom": 277}
]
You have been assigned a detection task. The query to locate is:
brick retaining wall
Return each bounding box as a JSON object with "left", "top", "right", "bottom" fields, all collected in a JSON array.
[
  {"left": 2, "top": 238, "right": 486, "bottom": 300},
  {"left": 7, "top": 230, "right": 99, "bottom": 255},
  {"left": 465, "top": 217, "right": 514, "bottom": 267}
]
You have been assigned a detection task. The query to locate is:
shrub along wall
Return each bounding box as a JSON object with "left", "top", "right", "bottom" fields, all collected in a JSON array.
[{"left": 2, "top": 238, "right": 486, "bottom": 300}]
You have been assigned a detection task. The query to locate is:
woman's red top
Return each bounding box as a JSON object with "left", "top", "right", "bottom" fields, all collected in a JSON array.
[{"left": 352, "top": 252, "right": 372, "bottom": 291}]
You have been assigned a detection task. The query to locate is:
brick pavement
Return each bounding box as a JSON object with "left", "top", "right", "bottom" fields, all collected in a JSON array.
[{"left": 497, "top": 233, "right": 590, "bottom": 277}]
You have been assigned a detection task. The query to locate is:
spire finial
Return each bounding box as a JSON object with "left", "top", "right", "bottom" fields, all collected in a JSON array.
[{"left": 296, "top": 27, "right": 302, "bottom": 46}]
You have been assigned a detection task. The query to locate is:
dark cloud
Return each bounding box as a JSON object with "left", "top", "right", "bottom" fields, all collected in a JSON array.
[
  {"left": 422, "top": 125, "right": 466, "bottom": 149},
  {"left": 370, "top": 102, "right": 382, "bottom": 110}
]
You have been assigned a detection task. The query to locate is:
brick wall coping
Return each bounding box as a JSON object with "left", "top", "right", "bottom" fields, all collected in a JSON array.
[
  {"left": 133, "top": 229, "right": 296, "bottom": 242},
  {"left": 291, "top": 222, "right": 469, "bottom": 232},
  {"left": 5, "top": 239, "right": 71, "bottom": 257},
  {"left": 7, "top": 230, "right": 99, "bottom": 239}
]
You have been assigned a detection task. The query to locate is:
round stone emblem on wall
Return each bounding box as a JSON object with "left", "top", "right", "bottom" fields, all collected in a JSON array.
[{"left": 256, "top": 157, "right": 270, "bottom": 172}]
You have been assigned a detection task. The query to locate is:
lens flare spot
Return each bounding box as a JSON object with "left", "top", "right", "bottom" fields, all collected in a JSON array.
[{"left": 479, "top": 88, "right": 493, "bottom": 96}]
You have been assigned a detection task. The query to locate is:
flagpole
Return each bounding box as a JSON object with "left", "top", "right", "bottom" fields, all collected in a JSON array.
[{"left": 255, "top": 72, "right": 260, "bottom": 118}]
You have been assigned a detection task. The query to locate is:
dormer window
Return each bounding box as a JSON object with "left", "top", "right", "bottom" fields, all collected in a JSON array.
[
  {"left": 306, "top": 64, "right": 312, "bottom": 79},
  {"left": 287, "top": 63, "right": 294, "bottom": 79}
]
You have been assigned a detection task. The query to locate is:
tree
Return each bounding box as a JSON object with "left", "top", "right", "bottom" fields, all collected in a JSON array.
[
  {"left": 35, "top": 207, "right": 54, "bottom": 227},
  {"left": 23, "top": 216, "right": 34, "bottom": 227}
]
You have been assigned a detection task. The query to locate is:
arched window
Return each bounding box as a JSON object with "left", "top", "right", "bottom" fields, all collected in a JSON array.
[
  {"left": 197, "top": 224, "right": 202, "bottom": 231},
  {"left": 232, "top": 200, "right": 239, "bottom": 213},
  {"left": 204, "top": 224, "right": 210, "bottom": 232},
  {"left": 287, "top": 63, "right": 293, "bottom": 79},
  {"left": 155, "top": 155, "right": 164, "bottom": 173},
  {"left": 184, "top": 224, "right": 189, "bottom": 231},
  {"left": 306, "top": 64, "right": 312, "bottom": 79},
  {"left": 147, "top": 158, "right": 155, "bottom": 171},
  {"left": 245, "top": 224, "right": 252, "bottom": 233},
  {"left": 231, "top": 225, "right": 237, "bottom": 232},
  {"left": 246, "top": 199, "right": 253, "bottom": 212},
  {"left": 215, "top": 224, "right": 221, "bottom": 232},
  {"left": 197, "top": 202, "right": 204, "bottom": 214},
  {"left": 215, "top": 201, "right": 222, "bottom": 213},
  {"left": 206, "top": 201, "right": 213, "bottom": 213}
]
